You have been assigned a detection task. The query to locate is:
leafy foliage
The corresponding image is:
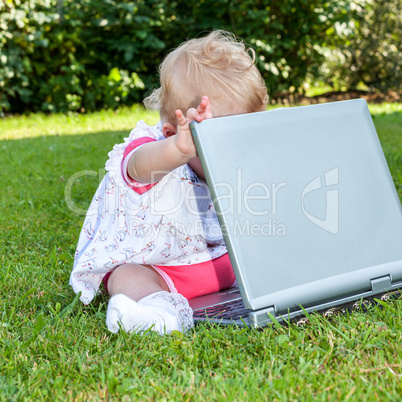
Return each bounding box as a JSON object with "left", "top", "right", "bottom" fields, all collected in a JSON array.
[
  {"left": 318, "top": 0, "right": 401, "bottom": 92},
  {"left": 0, "top": 0, "right": 400, "bottom": 115}
]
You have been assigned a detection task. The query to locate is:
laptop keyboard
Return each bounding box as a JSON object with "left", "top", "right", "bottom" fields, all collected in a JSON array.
[
  {"left": 193, "top": 299, "right": 249, "bottom": 320},
  {"left": 192, "top": 290, "right": 401, "bottom": 325}
]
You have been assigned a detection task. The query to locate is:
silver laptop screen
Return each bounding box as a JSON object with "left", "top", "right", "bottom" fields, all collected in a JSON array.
[{"left": 191, "top": 100, "right": 402, "bottom": 312}]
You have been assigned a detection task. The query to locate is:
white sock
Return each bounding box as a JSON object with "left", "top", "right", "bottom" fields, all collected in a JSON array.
[{"left": 106, "top": 292, "right": 194, "bottom": 335}]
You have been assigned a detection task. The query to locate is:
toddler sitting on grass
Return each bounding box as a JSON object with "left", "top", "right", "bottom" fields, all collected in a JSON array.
[{"left": 70, "top": 30, "right": 268, "bottom": 335}]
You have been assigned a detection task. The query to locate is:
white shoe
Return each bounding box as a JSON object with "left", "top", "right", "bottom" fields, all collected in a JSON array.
[{"left": 106, "top": 292, "right": 194, "bottom": 335}]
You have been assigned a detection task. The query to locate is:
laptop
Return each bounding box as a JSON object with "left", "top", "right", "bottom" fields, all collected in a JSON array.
[{"left": 188, "top": 99, "right": 402, "bottom": 328}]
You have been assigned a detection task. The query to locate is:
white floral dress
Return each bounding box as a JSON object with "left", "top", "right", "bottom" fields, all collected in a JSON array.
[{"left": 70, "top": 120, "right": 227, "bottom": 304}]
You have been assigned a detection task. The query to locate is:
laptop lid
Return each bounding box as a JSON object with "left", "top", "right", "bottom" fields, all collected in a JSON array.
[{"left": 190, "top": 99, "right": 402, "bottom": 315}]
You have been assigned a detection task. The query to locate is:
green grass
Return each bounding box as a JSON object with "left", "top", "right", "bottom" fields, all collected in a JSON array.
[{"left": 1, "top": 103, "right": 402, "bottom": 400}]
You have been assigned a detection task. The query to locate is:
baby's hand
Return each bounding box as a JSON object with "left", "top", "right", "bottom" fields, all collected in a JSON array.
[{"left": 174, "top": 96, "right": 213, "bottom": 159}]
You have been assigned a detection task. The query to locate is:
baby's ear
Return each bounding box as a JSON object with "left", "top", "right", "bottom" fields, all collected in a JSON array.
[{"left": 162, "top": 122, "right": 177, "bottom": 138}]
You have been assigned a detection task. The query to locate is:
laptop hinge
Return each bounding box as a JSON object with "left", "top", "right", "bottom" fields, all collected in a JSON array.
[
  {"left": 371, "top": 275, "right": 392, "bottom": 293},
  {"left": 248, "top": 306, "right": 276, "bottom": 328}
]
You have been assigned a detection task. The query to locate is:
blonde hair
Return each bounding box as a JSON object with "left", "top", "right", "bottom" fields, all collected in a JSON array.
[{"left": 143, "top": 30, "right": 268, "bottom": 123}]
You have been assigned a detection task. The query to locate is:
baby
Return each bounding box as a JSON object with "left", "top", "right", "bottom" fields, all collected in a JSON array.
[{"left": 70, "top": 30, "right": 268, "bottom": 335}]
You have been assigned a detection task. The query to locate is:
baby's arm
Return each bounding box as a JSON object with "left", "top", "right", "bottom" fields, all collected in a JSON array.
[
  {"left": 127, "top": 134, "right": 189, "bottom": 183},
  {"left": 128, "top": 96, "right": 212, "bottom": 183}
]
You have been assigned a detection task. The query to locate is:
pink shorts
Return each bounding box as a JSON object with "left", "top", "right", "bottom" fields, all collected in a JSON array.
[{"left": 103, "top": 253, "right": 236, "bottom": 299}]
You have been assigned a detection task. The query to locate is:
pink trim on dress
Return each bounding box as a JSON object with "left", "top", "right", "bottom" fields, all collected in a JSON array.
[{"left": 121, "top": 137, "right": 158, "bottom": 194}]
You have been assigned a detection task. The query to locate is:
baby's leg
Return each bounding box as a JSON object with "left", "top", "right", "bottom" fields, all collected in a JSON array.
[
  {"left": 105, "top": 264, "right": 193, "bottom": 335},
  {"left": 107, "top": 263, "right": 169, "bottom": 301}
]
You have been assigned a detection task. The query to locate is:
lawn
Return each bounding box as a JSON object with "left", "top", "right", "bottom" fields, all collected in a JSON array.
[{"left": 1, "top": 103, "right": 401, "bottom": 400}]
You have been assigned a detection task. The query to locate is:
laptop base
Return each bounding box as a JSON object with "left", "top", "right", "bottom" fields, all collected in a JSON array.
[{"left": 192, "top": 288, "right": 401, "bottom": 328}]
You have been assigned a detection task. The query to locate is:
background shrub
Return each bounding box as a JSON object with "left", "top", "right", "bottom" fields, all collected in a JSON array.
[
  {"left": 317, "top": 0, "right": 401, "bottom": 93},
  {"left": 0, "top": 0, "right": 400, "bottom": 115}
]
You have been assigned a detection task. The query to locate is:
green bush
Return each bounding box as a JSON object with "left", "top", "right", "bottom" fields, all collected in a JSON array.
[
  {"left": 0, "top": 0, "right": 400, "bottom": 115},
  {"left": 0, "top": 0, "right": 55, "bottom": 113},
  {"left": 317, "top": 0, "right": 401, "bottom": 92},
  {"left": 0, "top": 0, "right": 152, "bottom": 114}
]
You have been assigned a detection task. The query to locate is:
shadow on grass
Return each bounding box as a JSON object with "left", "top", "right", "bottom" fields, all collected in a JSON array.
[{"left": 0, "top": 130, "right": 128, "bottom": 211}]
